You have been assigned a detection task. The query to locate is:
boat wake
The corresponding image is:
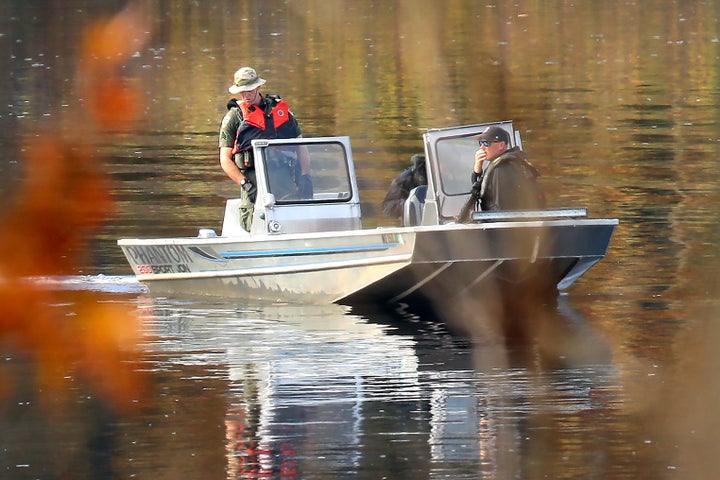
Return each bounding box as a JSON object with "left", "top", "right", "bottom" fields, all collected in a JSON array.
[{"left": 26, "top": 275, "right": 147, "bottom": 294}]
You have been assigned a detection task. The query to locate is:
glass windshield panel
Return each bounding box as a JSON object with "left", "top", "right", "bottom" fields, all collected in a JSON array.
[
  {"left": 263, "top": 142, "right": 353, "bottom": 204},
  {"left": 435, "top": 135, "right": 478, "bottom": 195}
]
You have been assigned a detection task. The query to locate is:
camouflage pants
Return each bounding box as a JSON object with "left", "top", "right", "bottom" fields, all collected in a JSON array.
[{"left": 238, "top": 187, "right": 254, "bottom": 232}]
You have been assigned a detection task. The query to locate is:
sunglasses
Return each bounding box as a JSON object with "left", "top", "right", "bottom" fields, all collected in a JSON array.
[{"left": 478, "top": 140, "right": 500, "bottom": 147}]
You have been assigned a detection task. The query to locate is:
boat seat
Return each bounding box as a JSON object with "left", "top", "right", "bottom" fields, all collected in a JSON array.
[{"left": 403, "top": 185, "right": 427, "bottom": 227}]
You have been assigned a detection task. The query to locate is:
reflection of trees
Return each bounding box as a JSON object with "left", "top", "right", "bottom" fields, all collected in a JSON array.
[
  {"left": 130, "top": 1, "right": 720, "bottom": 228},
  {"left": 226, "top": 365, "right": 262, "bottom": 477},
  {"left": 225, "top": 364, "right": 298, "bottom": 479},
  {"left": 8, "top": 0, "right": 720, "bottom": 262}
]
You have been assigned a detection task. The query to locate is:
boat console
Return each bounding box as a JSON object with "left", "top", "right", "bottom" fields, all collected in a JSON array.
[{"left": 221, "top": 136, "right": 363, "bottom": 236}]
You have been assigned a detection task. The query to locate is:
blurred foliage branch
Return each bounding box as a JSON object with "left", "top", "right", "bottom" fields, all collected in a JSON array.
[{"left": 0, "top": 3, "right": 151, "bottom": 412}]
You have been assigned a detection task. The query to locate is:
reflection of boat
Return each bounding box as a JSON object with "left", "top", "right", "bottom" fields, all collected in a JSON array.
[
  {"left": 118, "top": 122, "right": 617, "bottom": 304},
  {"left": 145, "top": 296, "right": 615, "bottom": 478},
  {"left": 145, "top": 300, "right": 423, "bottom": 478}
]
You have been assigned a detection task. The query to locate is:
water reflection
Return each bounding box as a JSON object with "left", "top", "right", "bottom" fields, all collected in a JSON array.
[{"left": 138, "top": 294, "right": 618, "bottom": 479}]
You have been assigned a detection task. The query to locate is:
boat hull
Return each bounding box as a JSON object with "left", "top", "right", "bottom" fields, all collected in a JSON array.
[{"left": 118, "top": 218, "right": 616, "bottom": 305}]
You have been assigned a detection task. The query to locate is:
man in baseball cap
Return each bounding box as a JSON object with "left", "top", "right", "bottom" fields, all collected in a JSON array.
[
  {"left": 472, "top": 125, "right": 512, "bottom": 186},
  {"left": 476, "top": 125, "right": 511, "bottom": 145},
  {"left": 469, "top": 125, "right": 545, "bottom": 212}
]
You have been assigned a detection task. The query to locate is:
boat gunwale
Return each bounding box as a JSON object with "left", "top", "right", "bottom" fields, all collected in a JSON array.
[{"left": 117, "top": 217, "right": 619, "bottom": 246}]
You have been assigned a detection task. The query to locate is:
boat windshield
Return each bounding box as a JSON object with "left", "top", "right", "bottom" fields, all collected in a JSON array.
[
  {"left": 435, "top": 135, "right": 478, "bottom": 196},
  {"left": 262, "top": 141, "right": 353, "bottom": 204}
]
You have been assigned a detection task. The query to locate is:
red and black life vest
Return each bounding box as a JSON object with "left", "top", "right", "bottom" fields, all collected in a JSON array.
[
  {"left": 230, "top": 95, "right": 298, "bottom": 160},
  {"left": 238, "top": 98, "right": 291, "bottom": 131}
]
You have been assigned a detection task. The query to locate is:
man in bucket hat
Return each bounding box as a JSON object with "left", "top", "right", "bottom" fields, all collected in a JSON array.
[
  {"left": 218, "top": 66, "right": 310, "bottom": 232},
  {"left": 228, "top": 66, "right": 266, "bottom": 94},
  {"left": 470, "top": 125, "right": 545, "bottom": 212}
]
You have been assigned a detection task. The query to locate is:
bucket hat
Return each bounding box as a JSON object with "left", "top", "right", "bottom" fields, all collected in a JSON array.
[{"left": 229, "top": 67, "right": 266, "bottom": 94}]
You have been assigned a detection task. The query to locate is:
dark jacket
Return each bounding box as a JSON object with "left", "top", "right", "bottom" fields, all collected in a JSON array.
[
  {"left": 473, "top": 147, "right": 546, "bottom": 211},
  {"left": 381, "top": 158, "right": 427, "bottom": 219}
]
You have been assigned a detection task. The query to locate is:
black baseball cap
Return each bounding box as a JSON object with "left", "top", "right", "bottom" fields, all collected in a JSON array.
[{"left": 476, "top": 126, "right": 510, "bottom": 144}]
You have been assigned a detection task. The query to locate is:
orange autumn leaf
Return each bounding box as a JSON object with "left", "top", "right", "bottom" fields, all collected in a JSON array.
[
  {"left": 92, "top": 78, "right": 144, "bottom": 129},
  {"left": 0, "top": 3, "right": 152, "bottom": 412},
  {"left": 1, "top": 141, "right": 112, "bottom": 276},
  {"left": 79, "top": 3, "right": 150, "bottom": 131}
]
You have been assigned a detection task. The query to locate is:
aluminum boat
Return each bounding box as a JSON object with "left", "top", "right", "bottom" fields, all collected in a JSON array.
[{"left": 118, "top": 122, "right": 618, "bottom": 305}]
